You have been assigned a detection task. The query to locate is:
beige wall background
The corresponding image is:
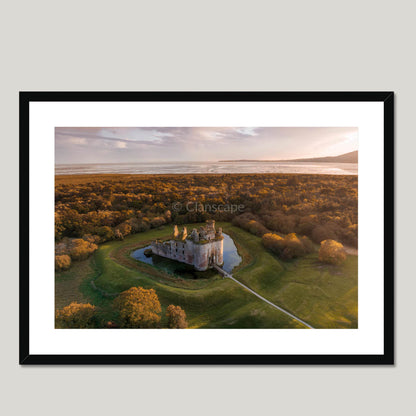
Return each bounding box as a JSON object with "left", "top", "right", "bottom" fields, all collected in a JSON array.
[{"left": 1, "top": 1, "right": 413, "bottom": 415}]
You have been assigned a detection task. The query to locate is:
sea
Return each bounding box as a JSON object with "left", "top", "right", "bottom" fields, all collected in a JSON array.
[{"left": 55, "top": 161, "right": 358, "bottom": 176}]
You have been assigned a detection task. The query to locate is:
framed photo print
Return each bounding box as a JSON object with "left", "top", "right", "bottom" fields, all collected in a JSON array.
[{"left": 20, "top": 91, "right": 394, "bottom": 364}]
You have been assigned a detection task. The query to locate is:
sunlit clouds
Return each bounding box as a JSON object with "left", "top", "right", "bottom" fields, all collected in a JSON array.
[{"left": 55, "top": 127, "right": 358, "bottom": 164}]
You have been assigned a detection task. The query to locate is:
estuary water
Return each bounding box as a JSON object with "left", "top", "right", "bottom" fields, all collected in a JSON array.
[
  {"left": 131, "top": 233, "right": 242, "bottom": 277},
  {"left": 56, "top": 161, "right": 358, "bottom": 175}
]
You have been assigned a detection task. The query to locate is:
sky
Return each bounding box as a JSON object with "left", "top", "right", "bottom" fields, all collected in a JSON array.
[{"left": 55, "top": 127, "right": 358, "bottom": 164}]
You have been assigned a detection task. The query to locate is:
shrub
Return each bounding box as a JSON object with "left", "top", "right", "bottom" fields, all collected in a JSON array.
[
  {"left": 115, "top": 222, "right": 132, "bottom": 238},
  {"left": 150, "top": 216, "right": 167, "bottom": 228},
  {"left": 319, "top": 239, "right": 347, "bottom": 265},
  {"left": 55, "top": 302, "right": 96, "bottom": 328},
  {"left": 137, "top": 220, "right": 151, "bottom": 232},
  {"left": 96, "top": 226, "right": 114, "bottom": 242},
  {"left": 311, "top": 224, "right": 338, "bottom": 244},
  {"left": 263, "top": 213, "right": 297, "bottom": 234},
  {"left": 82, "top": 234, "right": 101, "bottom": 244},
  {"left": 262, "top": 233, "right": 284, "bottom": 254},
  {"left": 55, "top": 254, "right": 71, "bottom": 271},
  {"left": 233, "top": 214, "right": 269, "bottom": 237},
  {"left": 281, "top": 233, "right": 306, "bottom": 260},
  {"left": 126, "top": 218, "right": 141, "bottom": 233},
  {"left": 262, "top": 232, "right": 314, "bottom": 260},
  {"left": 114, "top": 287, "right": 162, "bottom": 328},
  {"left": 69, "top": 238, "right": 98, "bottom": 261},
  {"left": 300, "top": 235, "right": 314, "bottom": 253},
  {"left": 246, "top": 220, "right": 269, "bottom": 237},
  {"left": 166, "top": 305, "right": 188, "bottom": 329},
  {"left": 114, "top": 228, "right": 124, "bottom": 240}
]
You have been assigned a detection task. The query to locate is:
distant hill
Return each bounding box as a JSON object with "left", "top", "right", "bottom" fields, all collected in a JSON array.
[{"left": 220, "top": 150, "right": 358, "bottom": 164}]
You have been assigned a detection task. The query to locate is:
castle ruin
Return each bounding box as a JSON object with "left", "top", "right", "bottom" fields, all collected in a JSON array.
[{"left": 151, "top": 220, "right": 224, "bottom": 271}]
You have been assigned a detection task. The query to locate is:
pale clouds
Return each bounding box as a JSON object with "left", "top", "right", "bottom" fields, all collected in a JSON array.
[{"left": 55, "top": 127, "right": 358, "bottom": 164}]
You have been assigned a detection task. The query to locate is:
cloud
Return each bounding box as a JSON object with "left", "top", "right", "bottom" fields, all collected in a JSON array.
[
  {"left": 115, "top": 141, "right": 127, "bottom": 149},
  {"left": 67, "top": 137, "right": 87, "bottom": 145},
  {"left": 235, "top": 127, "right": 259, "bottom": 136},
  {"left": 55, "top": 127, "right": 358, "bottom": 164}
]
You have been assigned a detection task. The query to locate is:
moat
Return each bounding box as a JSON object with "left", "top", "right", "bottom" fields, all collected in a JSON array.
[{"left": 131, "top": 232, "right": 241, "bottom": 279}]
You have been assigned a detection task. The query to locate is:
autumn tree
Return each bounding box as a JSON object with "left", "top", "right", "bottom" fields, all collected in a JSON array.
[
  {"left": 282, "top": 233, "right": 313, "bottom": 259},
  {"left": 262, "top": 232, "right": 314, "bottom": 259},
  {"left": 96, "top": 225, "right": 114, "bottom": 242},
  {"left": 262, "top": 233, "right": 284, "bottom": 254},
  {"left": 115, "top": 222, "right": 132, "bottom": 238},
  {"left": 150, "top": 216, "right": 167, "bottom": 228},
  {"left": 311, "top": 224, "right": 338, "bottom": 244},
  {"left": 300, "top": 235, "right": 314, "bottom": 253},
  {"left": 55, "top": 254, "right": 71, "bottom": 271},
  {"left": 166, "top": 305, "right": 188, "bottom": 329},
  {"left": 69, "top": 238, "right": 98, "bottom": 261},
  {"left": 286, "top": 176, "right": 300, "bottom": 186},
  {"left": 55, "top": 302, "right": 96, "bottom": 328},
  {"left": 114, "top": 228, "right": 124, "bottom": 240},
  {"left": 232, "top": 214, "right": 269, "bottom": 237},
  {"left": 114, "top": 287, "right": 162, "bottom": 328},
  {"left": 318, "top": 239, "right": 347, "bottom": 265}
]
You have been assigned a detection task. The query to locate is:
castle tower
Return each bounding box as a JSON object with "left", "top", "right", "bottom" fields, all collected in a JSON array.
[
  {"left": 190, "top": 228, "right": 199, "bottom": 242},
  {"left": 173, "top": 225, "right": 179, "bottom": 239},
  {"left": 205, "top": 219, "right": 216, "bottom": 240}
]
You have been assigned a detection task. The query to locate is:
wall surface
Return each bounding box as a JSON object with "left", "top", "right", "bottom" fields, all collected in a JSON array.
[{"left": 0, "top": 1, "right": 414, "bottom": 415}]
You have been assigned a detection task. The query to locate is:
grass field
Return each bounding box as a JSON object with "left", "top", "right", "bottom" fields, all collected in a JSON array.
[{"left": 55, "top": 222, "right": 358, "bottom": 328}]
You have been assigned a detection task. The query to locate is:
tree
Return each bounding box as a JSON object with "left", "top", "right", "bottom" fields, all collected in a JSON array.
[
  {"left": 55, "top": 254, "right": 71, "bottom": 271},
  {"left": 281, "top": 233, "right": 306, "bottom": 259},
  {"left": 262, "top": 232, "right": 314, "bottom": 259},
  {"left": 115, "top": 222, "right": 132, "bottom": 238},
  {"left": 311, "top": 224, "right": 337, "bottom": 244},
  {"left": 69, "top": 238, "right": 98, "bottom": 260},
  {"left": 114, "top": 228, "right": 124, "bottom": 240},
  {"left": 262, "top": 233, "right": 284, "bottom": 254},
  {"left": 319, "top": 239, "right": 347, "bottom": 265},
  {"left": 96, "top": 225, "right": 114, "bottom": 242},
  {"left": 287, "top": 176, "right": 300, "bottom": 186},
  {"left": 166, "top": 305, "right": 188, "bottom": 328},
  {"left": 114, "top": 287, "right": 162, "bottom": 328},
  {"left": 55, "top": 302, "right": 96, "bottom": 328},
  {"left": 300, "top": 235, "right": 314, "bottom": 253},
  {"left": 150, "top": 216, "right": 166, "bottom": 228}
]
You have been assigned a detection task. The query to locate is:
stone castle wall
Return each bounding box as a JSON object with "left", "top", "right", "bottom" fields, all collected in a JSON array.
[{"left": 151, "top": 220, "right": 224, "bottom": 271}]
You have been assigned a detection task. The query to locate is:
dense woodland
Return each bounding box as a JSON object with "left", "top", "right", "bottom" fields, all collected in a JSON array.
[{"left": 55, "top": 173, "right": 357, "bottom": 266}]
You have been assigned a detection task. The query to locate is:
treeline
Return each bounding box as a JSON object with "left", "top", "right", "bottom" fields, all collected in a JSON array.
[
  {"left": 55, "top": 173, "right": 358, "bottom": 256},
  {"left": 262, "top": 232, "right": 314, "bottom": 260},
  {"left": 55, "top": 286, "right": 188, "bottom": 329},
  {"left": 262, "top": 231, "right": 347, "bottom": 265}
]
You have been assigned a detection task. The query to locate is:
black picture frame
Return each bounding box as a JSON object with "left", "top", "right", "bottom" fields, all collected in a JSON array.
[{"left": 19, "top": 91, "right": 394, "bottom": 365}]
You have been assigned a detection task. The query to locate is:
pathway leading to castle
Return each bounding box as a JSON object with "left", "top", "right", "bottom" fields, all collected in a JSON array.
[{"left": 212, "top": 265, "right": 314, "bottom": 329}]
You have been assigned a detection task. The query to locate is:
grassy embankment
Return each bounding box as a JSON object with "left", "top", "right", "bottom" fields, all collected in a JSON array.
[{"left": 56, "top": 222, "right": 357, "bottom": 328}]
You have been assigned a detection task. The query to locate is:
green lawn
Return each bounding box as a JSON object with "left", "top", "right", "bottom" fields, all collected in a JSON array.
[
  {"left": 55, "top": 222, "right": 358, "bottom": 329},
  {"left": 229, "top": 226, "right": 358, "bottom": 328}
]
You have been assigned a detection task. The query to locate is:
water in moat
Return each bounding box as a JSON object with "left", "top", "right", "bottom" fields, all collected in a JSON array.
[{"left": 131, "top": 233, "right": 241, "bottom": 279}]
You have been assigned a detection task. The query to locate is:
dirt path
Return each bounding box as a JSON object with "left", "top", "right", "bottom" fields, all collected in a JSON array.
[{"left": 344, "top": 246, "right": 358, "bottom": 256}]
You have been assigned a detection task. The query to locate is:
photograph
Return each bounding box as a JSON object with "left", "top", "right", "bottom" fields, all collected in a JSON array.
[
  {"left": 20, "top": 92, "right": 393, "bottom": 364},
  {"left": 54, "top": 126, "right": 358, "bottom": 330}
]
